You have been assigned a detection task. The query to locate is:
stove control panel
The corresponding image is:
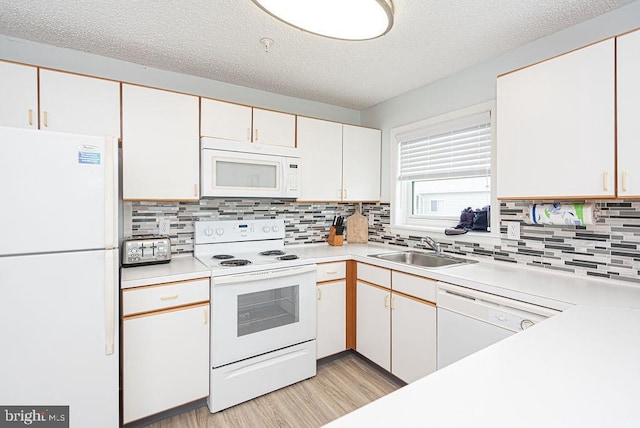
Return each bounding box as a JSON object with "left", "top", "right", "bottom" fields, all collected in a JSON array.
[
  {"left": 122, "top": 236, "right": 172, "bottom": 267},
  {"left": 195, "top": 219, "right": 285, "bottom": 244}
]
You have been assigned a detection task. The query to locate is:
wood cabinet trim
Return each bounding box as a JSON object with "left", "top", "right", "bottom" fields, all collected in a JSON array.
[
  {"left": 391, "top": 270, "right": 437, "bottom": 284},
  {"left": 497, "top": 36, "right": 617, "bottom": 79},
  {"left": 317, "top": 279, "right": 347, "bottom": 286},
  {"left": 497, "top": 194, "right": 615, "bottom": 201},
  {"left": 346, "top": 260, "right": 357, "bottom": 350},
  {"left": 122, "top": 277, "right": 210, "bottom": 292},
  {"left": 392, "top": 290, "right": 436, "bottom": 307},
  {"left": 356, "top": 279, "right": 391, "bottom": 292},
  {"left": 123, "top": 301, "right": 209, "bottom": 320}
]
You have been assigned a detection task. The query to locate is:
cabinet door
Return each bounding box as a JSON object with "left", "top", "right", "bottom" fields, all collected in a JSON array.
[
  {"left": 497, "top": 39, "right": 615, "bottom": 198},
  {"left": 356, "top": 281, "right": 390, "bottom": 371},
  {"left": 297, "top": 116, "right": 343, "bottom": 200},
  {"left": 316, "top": 281, "right": 346, "bottom": 359},
  {"left": 617, "top": 29, "right": 640, "bottom": 197},
  {"left": 391, "top": 293, "right": 436, "bottom": 383},
  {"left": 0, "top": 61, "right": 37, "bottom": 129},
  {"left": 39, "top": 69, "right": 120, "bottom": 137},
  {"left": 122, "top": 84, "right": 199, "bottom": 200},
  {"left": 201, "top": 98, "right": 252, "bottom": 141},
  {"left": 342, "top": 125, "right": 381, "bottom": 201},
  {"left": 253, "top": 108, "right": 296, "bottom": 147},
  {"left": 123, "top": 303, "right": 210, "bottom": 424}
]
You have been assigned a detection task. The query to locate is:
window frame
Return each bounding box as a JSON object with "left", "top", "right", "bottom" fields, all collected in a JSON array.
[{"left": 389, "top": 101, "right": 499, "bottom": 242}]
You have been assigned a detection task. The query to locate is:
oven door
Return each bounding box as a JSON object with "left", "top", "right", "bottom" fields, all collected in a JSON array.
[
  {"left": 201, "top": 148, "right": 285, "bottom": 198},
  {"left": 211, "top": 264, "right": 317, "bottom": 367}
]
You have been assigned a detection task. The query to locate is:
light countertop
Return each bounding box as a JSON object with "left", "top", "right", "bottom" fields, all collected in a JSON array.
[
  {"left": 326, "top": 304, "right": 640, "bottom": 428},
  {"left": 120, "top": 255, "right": 210, "bottom": 288}
]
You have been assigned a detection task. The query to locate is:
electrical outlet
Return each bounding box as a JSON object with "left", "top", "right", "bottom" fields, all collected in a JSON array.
[
  {"left": 158, "top": 219, "right": 171, "bottom": 235},
  {"left": 505, "top": 221, "right": 520, "bottom": 240},
  {"left": 368, "top": 212, "right": 375, "bottom": 226}
]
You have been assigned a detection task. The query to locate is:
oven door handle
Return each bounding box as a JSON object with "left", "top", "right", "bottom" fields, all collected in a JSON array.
[{"left": 213, "top": 264, "right": 317, "bottom": 285}]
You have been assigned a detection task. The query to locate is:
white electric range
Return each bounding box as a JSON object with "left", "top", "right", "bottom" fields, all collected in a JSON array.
[{"left": 194, "top": 219, "right": 317, "bottom": 413}]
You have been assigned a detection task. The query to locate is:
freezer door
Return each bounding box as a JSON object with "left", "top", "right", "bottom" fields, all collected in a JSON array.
[
  {"left": 0, "top": 249, "right": 119, "bottom": 428},
  {"left": 0, "top": 127, "right": 118, "bottom": 255}
]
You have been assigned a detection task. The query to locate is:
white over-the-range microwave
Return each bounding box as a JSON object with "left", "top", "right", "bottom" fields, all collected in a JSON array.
[{"left": 201, "top": 137, "right": 301, "bottom": 199}]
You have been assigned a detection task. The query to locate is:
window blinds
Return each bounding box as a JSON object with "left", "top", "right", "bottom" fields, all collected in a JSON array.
[{"left": 398, "top": 111, "right": 491, "bottom": 182}]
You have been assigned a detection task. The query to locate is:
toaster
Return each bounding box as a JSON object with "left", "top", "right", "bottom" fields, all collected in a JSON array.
[{"left": 122, "top": 236, "right": 172, "bottom": 267}]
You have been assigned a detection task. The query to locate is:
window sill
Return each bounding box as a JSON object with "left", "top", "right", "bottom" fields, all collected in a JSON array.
[{"left": 390, "top": 225, "right": 501, "bottom": 246}]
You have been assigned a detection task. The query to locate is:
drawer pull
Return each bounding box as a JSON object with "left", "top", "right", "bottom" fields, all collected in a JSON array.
[
  {"left": 160, "top": 294, "right": 178, "bottom": 301},
  {"left": 28, "top": 109, "right": 33, "bottom": 126},
  {"left": 325, "top": 271, "right": 338, "bottom": 275}
]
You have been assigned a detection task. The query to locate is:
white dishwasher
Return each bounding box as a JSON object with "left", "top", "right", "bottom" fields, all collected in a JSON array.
[{"left": 437, "top": 282, "right": 561, "bottom": 369}]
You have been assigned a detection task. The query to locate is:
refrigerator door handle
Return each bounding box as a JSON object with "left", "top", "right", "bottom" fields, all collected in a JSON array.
[
  {"left": 104, "top": 250, "right": 117, "bottom": 355},
  {"left": 104, "top": 136, "right": 118, "bottom": 249}
]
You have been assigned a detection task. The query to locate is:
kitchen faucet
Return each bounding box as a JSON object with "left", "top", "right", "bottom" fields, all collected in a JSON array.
[{"left": 421, "top": 236, "right": 441, "bottom": 255}]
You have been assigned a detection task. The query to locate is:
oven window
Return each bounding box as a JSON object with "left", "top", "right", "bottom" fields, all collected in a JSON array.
[
  {"left": 237, "top": 285, "right": 299, "bottom": 336},
  {"left": 216, "top": 160, "right": 278, "bottom": 189}
]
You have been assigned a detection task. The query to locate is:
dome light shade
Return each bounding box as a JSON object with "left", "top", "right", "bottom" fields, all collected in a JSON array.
[{"left": 252, "top": 0, "right": 394, "bottom": 41}]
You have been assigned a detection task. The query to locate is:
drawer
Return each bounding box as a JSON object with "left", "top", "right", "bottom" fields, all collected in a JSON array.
[
  {"left": 317, "top": 262, "right": 346, "bottom": 282},
  {"left": 392, "top": 271, "right": 436, "bottom": 302},
  {"left": 123, "top": 278, "right": 209, "bottom": 316},
  {"left": 357, "top": 263, "right": 391, "bottom": 289}
]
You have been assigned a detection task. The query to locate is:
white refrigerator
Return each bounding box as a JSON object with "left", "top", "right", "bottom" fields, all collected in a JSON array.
[{"left": 0, "top": 126, "right": 119, "bottom": 427}]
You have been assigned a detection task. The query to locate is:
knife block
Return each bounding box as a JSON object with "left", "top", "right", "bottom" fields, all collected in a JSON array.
[{"left": 327, "top": 226, "right": 344, "bottom": 246}]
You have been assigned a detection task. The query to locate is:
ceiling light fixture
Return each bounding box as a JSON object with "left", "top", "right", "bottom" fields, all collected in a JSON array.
[{"left": 252, "top": 0, "right": 394, "bottom": 41}]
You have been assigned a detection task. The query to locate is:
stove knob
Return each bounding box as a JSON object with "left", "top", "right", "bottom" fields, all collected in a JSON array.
[
  {"left": 216, "top": 228, "right": 224, "bottom": 236},
  {"left": 272, "top": 225, "right": 279, "bottom": 232},
  {"left": 263, "top": 226, "right": 271, "bottom": 233},
  {"left": 204, "top": 228, "right": 214, "bottom": 237}
]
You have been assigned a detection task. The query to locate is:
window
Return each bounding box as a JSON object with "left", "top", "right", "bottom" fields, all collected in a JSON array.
[{"left": 390, "top": 102, "right": 496, "bottom": 236}]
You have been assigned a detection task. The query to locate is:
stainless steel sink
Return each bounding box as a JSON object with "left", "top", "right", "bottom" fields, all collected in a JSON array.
[{"left": 368, "top": 250, "right": 477, "bottom": 269}]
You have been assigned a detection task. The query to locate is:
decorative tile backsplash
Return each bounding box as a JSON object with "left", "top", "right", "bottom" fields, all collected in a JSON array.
[
  {"left": 362, "top": 201, "right": 640, "bottom": 284},
  {"left": 123, "top": 199, "right": 358, "bottom": 253},
  {"left": 124, "top": 198, "right": 640, "bottom": 284}
]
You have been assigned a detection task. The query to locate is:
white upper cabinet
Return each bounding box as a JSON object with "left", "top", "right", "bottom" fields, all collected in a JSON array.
[
  {"left": 39, "top": 69, "right": 121, "bottom": 138},
  {"left": 201, "top": 98, "right": 252, "bottom": 142},
  {"left": 297, "top": 116, "right": 343, "bottom": 200},
  {"left": 201, "top": 99, "right": 295, "bottom": 147},
  {"left": 297, "top": 117, "right": 381, "bottom": 201},
  {"left": 0, "top": 62, "right": 120, "bottom": 137},
  {"left": 617, "top": 29, "right": 640, "bottom": 198},
  {"left": 122, "top": 84, "right": 199, "bottom": 201},
  {"left": 497, "top": 39, "right": 615, "bottom": 199},
  {"left": 342, "top": 125, "right": 381, "bottom": 201},
  {"left": 0, "top": 61, "right": 37, "bottom": 129},
  {"left": 252, "top": 108, "right": 296, "bottom": 147}
]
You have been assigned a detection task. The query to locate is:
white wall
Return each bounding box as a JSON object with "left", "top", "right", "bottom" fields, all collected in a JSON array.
[
  {"left": 362, "top": 1, "right": 640, "bottom": 202},
  {"left": 0, "top": 35, "right": 360, "bottom": 125}
]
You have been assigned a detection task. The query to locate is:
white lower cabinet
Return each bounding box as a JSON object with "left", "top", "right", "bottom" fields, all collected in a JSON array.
[
  {"left": 356, "top": 264, "right": 437, "bottom": 383},
  {"left": 391, "top": 293, "right": 437, "bottom": 383},
  {"left": 316, "top": 280, "right": 346, "bottom": 359},
  {"left": 123, "top": 303, "right": 209, "bottom": 423},
  {"left": 122, "top": 278, "right": 210, "bottom": 424},
  {"left": 356, "top": 281, "right": 391, "bottom": 371}
]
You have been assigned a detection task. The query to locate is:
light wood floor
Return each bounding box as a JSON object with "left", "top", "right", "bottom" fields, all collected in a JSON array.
[{"left": 145, "top": 352, "right": 405, "bottom": 428}]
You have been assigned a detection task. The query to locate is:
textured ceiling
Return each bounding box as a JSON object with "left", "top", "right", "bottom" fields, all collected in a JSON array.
[{"left": 0, "top": 0, "right": 634, "bottom": 110}]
